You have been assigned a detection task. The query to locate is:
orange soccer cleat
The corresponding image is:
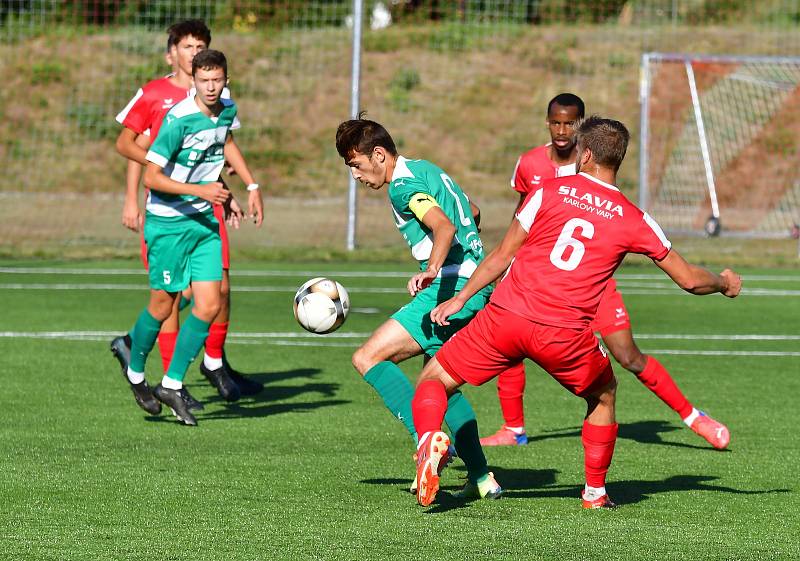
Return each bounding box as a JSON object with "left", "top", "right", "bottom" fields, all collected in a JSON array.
[
  {"left": 690, "top": 411, "right": 730, "bottom": 450},
  {"left": 414, "top": 431, "right": 452, "bottom": 507}
]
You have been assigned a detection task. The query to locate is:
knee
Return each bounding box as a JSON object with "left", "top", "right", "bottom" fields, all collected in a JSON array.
[
  {"left": 351, "top": 346, "right": 375, "bottom": 376},
  {"left": 149, "top": 297, "right": 175, "bottom": 321},
  {"left": 613, "top": 346, "right": 645, "bottom": 373},
  {"left": 192, "top": 299, "right": 221, "bottom": 322}
]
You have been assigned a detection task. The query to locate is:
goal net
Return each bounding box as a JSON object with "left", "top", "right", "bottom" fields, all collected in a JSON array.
[{"left": 639, "top": 53, "right": 800, "bottom": 238}]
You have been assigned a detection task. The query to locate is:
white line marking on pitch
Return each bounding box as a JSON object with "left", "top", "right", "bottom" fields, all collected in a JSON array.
[
  {"left": 2, "top": 267, "right": 800, "bottom": 283},
  {"left": 1, "top": 283, "right": 798, "bottom": 297}
]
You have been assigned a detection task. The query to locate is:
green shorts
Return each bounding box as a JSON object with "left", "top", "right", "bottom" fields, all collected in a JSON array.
[
  {"left": 143, "top": 212, "right": 222, "bottom": 291},
  {"left": 392, "top": 276, "right": 493, "bottom": 356}
]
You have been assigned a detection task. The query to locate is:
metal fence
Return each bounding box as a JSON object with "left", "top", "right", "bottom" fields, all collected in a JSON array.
[{"left": 1, "top": 0, "right": 799, "bottom": 257}]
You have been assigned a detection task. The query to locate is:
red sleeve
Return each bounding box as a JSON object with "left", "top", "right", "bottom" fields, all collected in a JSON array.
[
  {"left": 512, "top": 155, "right": 530, "bottom": 195},
  {"left": 119, "top": 91, "right": 150, "bottom": 135},
  {"left": 629, "top": 211, "right": 672, "bottom": 261}
]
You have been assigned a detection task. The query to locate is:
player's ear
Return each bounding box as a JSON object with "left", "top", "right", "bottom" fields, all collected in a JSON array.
[{"left": 373, "top": 147, "right": 386, "bottom": 163}]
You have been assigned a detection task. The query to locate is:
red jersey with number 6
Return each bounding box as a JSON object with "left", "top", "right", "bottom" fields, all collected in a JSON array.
[{"left": 491, "top": 172, "right": 672, "bottom": 328}]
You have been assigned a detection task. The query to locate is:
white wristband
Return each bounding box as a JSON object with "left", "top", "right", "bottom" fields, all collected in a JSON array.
[{"left": 246, "top": 183, "right": 260, "bottom": 191}]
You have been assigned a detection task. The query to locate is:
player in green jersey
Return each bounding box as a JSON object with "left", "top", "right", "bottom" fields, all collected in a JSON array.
[
  {"left": 116, "top": 49, "right": 252, "bottom": 426},
  {"left": 335, "top": 115, "right": 501, "bottom": 500}
]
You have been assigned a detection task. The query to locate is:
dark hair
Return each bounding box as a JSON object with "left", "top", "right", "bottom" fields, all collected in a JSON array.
[
  {"left": 547, "top": 93, "right": 585, "bottom": 119},
  {"left": 576, "top": 115, "right": 629, "bottom": 171},
  {"left": 335, "top": 112, "right": 398, "bottom": 160},
  {"left": 192, "top": 49, "right": 227, "bottom": 77},
  {"left": 167, "top": 19, "right": 211, "bottom": 50}
]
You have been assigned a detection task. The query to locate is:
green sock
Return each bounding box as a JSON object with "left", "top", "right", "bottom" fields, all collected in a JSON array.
[
  {"left": 165, "top": 313, "right": 210, "bottom": 384},
  {"left": 444, "top": 391, "right": 489, "bottom": 484},
  {"left": 129, "top": 309, "right": 162, "bottom": 373},
  {"left": 363, "top": 361, "right": 417, "bottom": 443},
  {"left": 178, "top": 296, "right": 192, "bottom": 311}
]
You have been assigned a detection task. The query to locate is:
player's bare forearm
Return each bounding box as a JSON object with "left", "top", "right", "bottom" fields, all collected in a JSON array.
[
  {"left": 116, "top": 128, "right": 149, "bottom": 166},
  {"left": 655, "top": 250, "right": 742, "bottom": 297},
  {"left": 423, "top": 210, "right": 456, "bottom": 275},
  {"left": 223, "top": 135, "right": 256, "bottom": 185},
  {"left": 122, "top": 159, "right": 143, "bottom": 231},
  {"left": 144, "top": 163, "right": 229, "bottom": 204}
]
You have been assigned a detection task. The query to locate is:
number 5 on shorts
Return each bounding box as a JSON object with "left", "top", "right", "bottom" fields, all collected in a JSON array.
[{"left": 162, "top": 270, "right": 171, "bottom": 285}]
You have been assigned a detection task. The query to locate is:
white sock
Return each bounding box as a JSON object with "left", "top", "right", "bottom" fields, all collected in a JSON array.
[
  {"left": 203, "top": 354, "right": 223, "bottom": 370},
  {"left": 126, "top": 368, "right": 145, "bottom": 385},
  {"left": 682, "top": 408, "right": 701, "bottom": 427},
  {"left": 161, "top": 375, "right": 183, "bottom": 390},
  {"left": 583, "top": 484, "right": 606, "bottom": 501},
  {"left": 504, "top": 425, "right": 525, "bottom": 434}
]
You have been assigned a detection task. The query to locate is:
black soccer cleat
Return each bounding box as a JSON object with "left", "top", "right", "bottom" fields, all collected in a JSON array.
[
  {"left": 110, "top": 335, "right": 161, "bottom": 415},
  {"left": 200, "top": 362, "right": 241, "bottom": 402},
  {"left": 222, "top": 353, "right": 263, "bottom": 396},
  {"left": 182, "top": 387, "right": 205, "bottom": 411},
  {"left": 153, "top": 384, "right": 197, "bottom": 426}
]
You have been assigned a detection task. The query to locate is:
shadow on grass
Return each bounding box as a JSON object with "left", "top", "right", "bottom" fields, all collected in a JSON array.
[
  {"left": 523, "top": 420, "right": 722, "bottom": 451},
  {"left": 362, "top": 466, "right": 788, "bottom": 513},
  {"left": 149, "top": 367, "right": 349, "bottom": 422}
]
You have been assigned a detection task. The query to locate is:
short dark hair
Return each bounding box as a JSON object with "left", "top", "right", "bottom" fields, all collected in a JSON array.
[
  {"left": 576, "top": 115, "right": 629, "bottom": 171},
  {"left": 192, "top": 49, "right": 227, "bottom": 77},
  {"left": 167, "top": 19, "right": 211, "bottom": 50},
  {"left": 335, "top": 112, "right": 398, "bottom": 160},
  {"left": 547, "top": 93, "right": 585, "bottom": 119}
]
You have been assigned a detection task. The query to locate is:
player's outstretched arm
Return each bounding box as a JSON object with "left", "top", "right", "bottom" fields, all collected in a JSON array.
[
  {"left": 115, "top": 127, "right": 149, "bottom": 166},
  {"left": 223, "top": 134, "right": 263, "bottom": 227},
  {"left": 431, "top": 219, "right": 528, "bottom": 326},
  {"left": 654, "top": 250, "right": 741, "bottom": 297},
  {"left": 143, "top": 162, "right": 230, "bottom": 205},
  {"left": 408, "top": 207, "right": 456, "bottom": 296}
]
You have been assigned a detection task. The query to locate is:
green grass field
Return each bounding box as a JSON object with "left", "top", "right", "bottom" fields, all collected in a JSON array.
[{"left": 1, "top": 260, "right": 798, "bottom": 561}]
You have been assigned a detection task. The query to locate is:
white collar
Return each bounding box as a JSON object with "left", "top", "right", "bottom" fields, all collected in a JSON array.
[
  {"left": 579, "top": 172, "right": 620, "bottom": 192},
  {"left": 391, "top": 155, "right": 415, "bottom": 182}
]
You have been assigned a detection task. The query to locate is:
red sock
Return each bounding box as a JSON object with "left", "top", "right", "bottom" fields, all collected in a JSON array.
[
  {"left": 412, "top": 380, "right": 448, "bottom": 437},
  {"left": 497, "top": 362, "right": 526, "bottom": 427},
  {"left": 157, "top": 331, "right": 178, "bottom": 373},
  {"left": 205, "top": 322, "right": 229, "bottom": 359},
  {"left": 636, "top": 356, "right": 693, "bottom": 419},
  {"left": 582, "top": 421, "right": 618, "bottom": 488}
]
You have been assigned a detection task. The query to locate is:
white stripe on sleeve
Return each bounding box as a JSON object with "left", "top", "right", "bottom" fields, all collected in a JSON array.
[
  {"left": 510, "top": 156, "right": 521, "bottom": 188},
  {"left": 515, "top": 188, "right": 543, "bottom": 232},
  {"left": 643, "top": 212, "right": 672, "bottom": 250},
  {"left": 115, "top": 89, "right": 144, "bottom": 124}
]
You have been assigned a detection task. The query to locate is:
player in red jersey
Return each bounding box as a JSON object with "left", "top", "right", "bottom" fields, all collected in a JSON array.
[
  {"left": 410, "top": 116, "right": 741, "bottom": 508},
  {"left": 110, "top": 20, "right": 263, "bottom": 414},
  {"left": 482, "top": 93, "right": 730, "bottom": 451}
]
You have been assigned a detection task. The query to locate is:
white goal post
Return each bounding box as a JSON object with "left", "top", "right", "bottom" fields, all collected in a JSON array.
[{"left": 639, "top": 52, "right": 800, "bottom": 238}]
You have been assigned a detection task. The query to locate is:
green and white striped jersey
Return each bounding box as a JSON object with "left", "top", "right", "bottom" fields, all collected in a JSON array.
[
  {"left": 145, "top": 96, "right": 239, "bottom": 217},
  {"left": 388, "top": 156, "right": 484, "bottom": 278}
]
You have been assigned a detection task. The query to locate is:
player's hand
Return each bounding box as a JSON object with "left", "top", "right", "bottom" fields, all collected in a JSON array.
[
  {"left": 198, "top": 182, "right": 230, "bottom": 205},
  {"left": 121, "top": 199, "right": 142, "bottom": 232},
  {"left": 408, "top": 269, "right": 437, "bottom": 296},
  {"left": 720, "top": 269, "right": 742, "bottom": 298},
  {"left": 430, "top": 297, "right": 465, "bottom": 326},
  {"left": 225, "top": 196, "right": 244, "bottom": 230},
  {"left": 248, "top": 188, "right": 264, "bottom": 227}
]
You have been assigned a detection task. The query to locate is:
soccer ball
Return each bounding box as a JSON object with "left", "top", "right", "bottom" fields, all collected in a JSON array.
[{"left": 293, "top": 277, "right": 350, "bottom": 334}]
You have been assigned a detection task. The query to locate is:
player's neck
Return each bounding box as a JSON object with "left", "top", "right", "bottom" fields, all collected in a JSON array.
[
  {"left": 383, "top": 155, "right": 398, "bottom": 186},
  {"left": 169, "top": 69, "right": 194, "bottom": 90},
  {"left": 548, "top": 144, "right": 577, "bottom": 166},
  {"left": 194, "top": 94, "right": 222, "bottom": 117},
  {"left": 581, "top": 166, "right": 617, "bottom": 187}
]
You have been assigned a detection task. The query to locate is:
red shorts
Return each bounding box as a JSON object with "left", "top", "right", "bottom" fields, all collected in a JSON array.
[
  {"left": 139, "top": 204, "right": 230, "bottom": 271},
  {"left": 589, "top": 279, "right": 630, "bottom": 337},
  {"left": 437, "top": 303, "right": 613, "bottom": 397}
]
